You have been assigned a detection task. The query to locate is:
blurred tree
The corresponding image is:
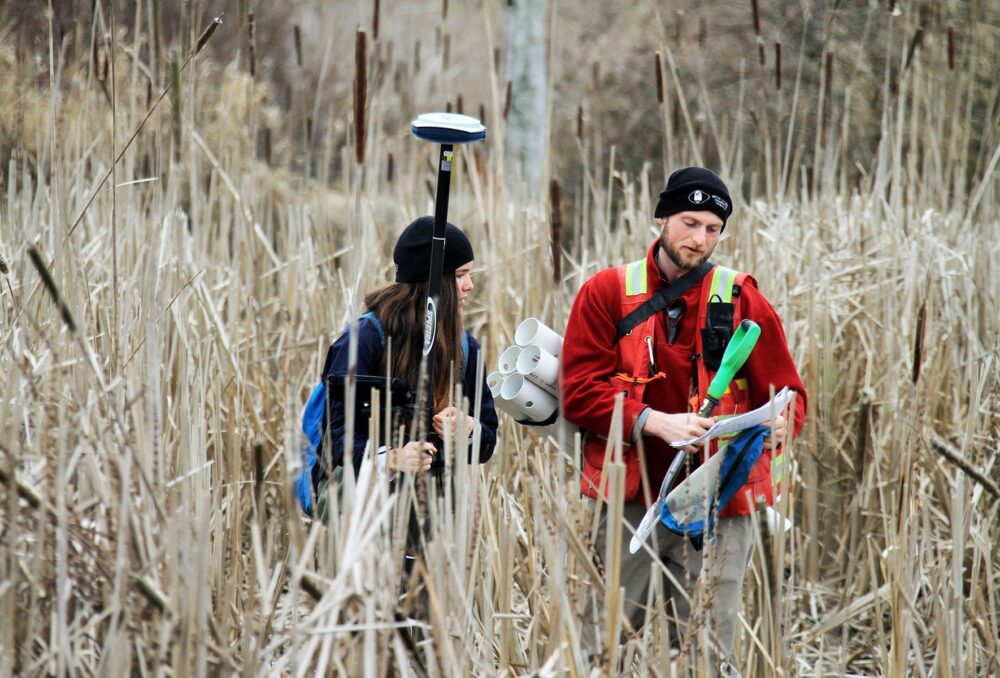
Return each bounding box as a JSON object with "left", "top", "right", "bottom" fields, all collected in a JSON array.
[{"left": 504, "top": 0, "right": 550, "bottom": 202}]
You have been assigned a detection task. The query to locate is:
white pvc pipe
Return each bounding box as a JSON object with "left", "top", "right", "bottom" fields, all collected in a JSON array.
[
  {"left": 514, "top": 318, "right": 563, "bottom": 358},
  {"left": 499, "top": 373, "right": 558, "bottom": 423},
  {"left": 497, "top": 345, "right": 522, "bottom": 375},
  {"left": 488, "top": 369, "right": 536, "bottom": 421},
  {"left": 487, "top": 371, "right": 507, "bottom": 399},
  {"left": 515, "top": 344, "right": 559, "bottom": 396},
  {"left": 495, "top": 398, "right": 531, "bottom": 421}
]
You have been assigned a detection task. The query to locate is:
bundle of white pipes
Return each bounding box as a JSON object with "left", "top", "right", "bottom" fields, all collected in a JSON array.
[{"left": 488, "top": 318, "right": 573, "bottom": 440}]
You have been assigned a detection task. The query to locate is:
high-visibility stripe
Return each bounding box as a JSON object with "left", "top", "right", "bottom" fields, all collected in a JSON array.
[
  {"left": 772, "top": 450, "right": 784, "bottom": 485},
  {"left": 723, "top": 377, "right": 749, "bottom": 396},
  {"left": 624, "top": 259, "right": 647, "bottom": 296},
  {"left": 712, "top": 379, "right": 750, "bottom": 443},
  {"left": 709, "top": 266, "right": 736, "bottom": 302}
]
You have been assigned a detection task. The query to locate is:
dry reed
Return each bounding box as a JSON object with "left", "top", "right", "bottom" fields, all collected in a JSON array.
[{"left": 0, "top": 2, "right": 997, "bottom": 676}]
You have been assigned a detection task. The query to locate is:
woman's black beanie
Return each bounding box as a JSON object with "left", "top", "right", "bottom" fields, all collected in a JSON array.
[
  {"left": 393, "top": 216, "right": 475, "bottom": 283},
  {"left": 654, "top": 167, "right": 733, "bottom": 229}
]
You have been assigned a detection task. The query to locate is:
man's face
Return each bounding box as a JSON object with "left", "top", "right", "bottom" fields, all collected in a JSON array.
[{"left": 656, "top": 211, "right": 724, "bottom": 272}]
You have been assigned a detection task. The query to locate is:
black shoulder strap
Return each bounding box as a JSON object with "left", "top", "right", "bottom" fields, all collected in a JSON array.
[{"left": 614, "top": 260, "right": 714, "bottom": 343}]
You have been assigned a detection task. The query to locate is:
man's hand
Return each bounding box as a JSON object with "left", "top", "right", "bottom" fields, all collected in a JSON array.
[
  {"left": 432, "top": 406, "right": 475, "bottom": 440},
  {"left": 388, "top": 441, "right": 437, "bottom": 474},
  {"left": 642, "top": 411, "right": 714, "bottom": 452},
  {"left": 763, "top": 414, "right": 786, "bottom": 450}
]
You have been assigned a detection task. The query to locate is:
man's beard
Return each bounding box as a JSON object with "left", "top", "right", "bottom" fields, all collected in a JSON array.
[{"left": 661, "top": 237, "right": 711, "bottom": 271}]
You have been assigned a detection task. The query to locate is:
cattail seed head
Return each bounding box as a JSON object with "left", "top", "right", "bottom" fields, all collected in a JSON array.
[
  {"left": 294, "top": 25, "right": 303, "bottom": 68},
  {"left": 0, "top": 250, "right": 9, "bottom": 275},
  {"left": 354, "top": 29, "right": 368, "bottom": 165},
  {"left": 28, "top": 246, "right": 76, "bottom": 332},
  {"left": 248, "top": 12, "right": 257, "bottom": 77},
  {"left": 654, "top": 51, "right": 664, "bottom": 105},
  {"left": 947, "top": 27, "right": 955, "bottom": 71},
  {"left": 775, "top": 41, "right": 782, "bottom": 91},
  {"left": 904, "top": 27, "right": 923, "bottom": 70},
  {"left": 912, "top": 300, "right": 926, "bottom": 384},
  {"left": 195, "top": 16, "right": 222, "bottom": 56},
  {"left": 170, "top": 48, "right": 182, "bottom": 161},
  {"left": 253, "top": 441, "right": 265, "bottom": 509},
  {"left": 823, "top": 52, "right": 833, "bottom": 145},
  {"left": 549, "top": 180, "right": 563, "bottom": 283}
]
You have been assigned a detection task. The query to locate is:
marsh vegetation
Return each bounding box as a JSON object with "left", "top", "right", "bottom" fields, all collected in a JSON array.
[{"left": 1, "top": 1, "right": 997, "bottom": 675}]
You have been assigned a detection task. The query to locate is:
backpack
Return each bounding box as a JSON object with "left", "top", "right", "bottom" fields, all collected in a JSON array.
[{"left": 295, "top": 312, "right": 470, "bottom": 516}]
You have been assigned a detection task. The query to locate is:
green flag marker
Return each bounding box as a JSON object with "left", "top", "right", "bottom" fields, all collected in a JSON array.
[{"left": 698, "top": 319, "right": 761, "bottom": 416}]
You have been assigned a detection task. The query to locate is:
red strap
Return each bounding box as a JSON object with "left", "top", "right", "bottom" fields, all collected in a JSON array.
[{"left": 614, "top": 371, "right": 667, "bottom": 386}]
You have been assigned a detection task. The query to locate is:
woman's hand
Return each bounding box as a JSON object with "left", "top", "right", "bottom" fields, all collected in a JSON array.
[
  {"left": 432, "top": 406, "right": 476, "bottom": 440},
  {"left": 763, "top": 414, "right": 786, "bottom": 449},
  {"left": 388, "top": 441, "right": 437, "bottom": 474},
  {"left": 642, "top": 411, "right": 715, "bottom": 453}
]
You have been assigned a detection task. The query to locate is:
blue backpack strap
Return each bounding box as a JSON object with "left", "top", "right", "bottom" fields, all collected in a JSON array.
[
  {"left": 296, "top": 312, "right": 386, "bottom": 516},
  {"left": 295, "top": 382, "right": 328, "bottom": 515},
  {"left": 461, "top": 329, "right": 470, "bottom": 377},
  {"left": 360, "top": 311, "right": 385, "bottom": 348}
]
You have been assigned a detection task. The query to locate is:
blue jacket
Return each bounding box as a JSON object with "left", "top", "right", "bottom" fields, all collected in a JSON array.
[{"left": 312, "top": 314, "right": 498, "bottom": 487}]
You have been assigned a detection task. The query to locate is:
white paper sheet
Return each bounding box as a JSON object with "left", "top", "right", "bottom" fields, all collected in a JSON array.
[{"left": 670, "top": 386, "right": 794, "bottom": 447}]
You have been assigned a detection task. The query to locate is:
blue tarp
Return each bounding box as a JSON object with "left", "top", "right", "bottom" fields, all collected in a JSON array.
[{"left": 659, "top": 425, "right": 769, "bottom": 543}]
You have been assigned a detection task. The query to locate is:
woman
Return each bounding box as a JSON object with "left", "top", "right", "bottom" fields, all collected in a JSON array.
[{"left": 312, "top": 216, "right": 498, "bottom": 516}]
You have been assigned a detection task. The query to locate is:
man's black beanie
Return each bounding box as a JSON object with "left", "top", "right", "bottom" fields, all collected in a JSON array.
[
  {"left": 654, "top": 167, "right": 733, "bottom": 229},
  {"left": 393, "top": 216, "right": 475, "bottom": 283}
]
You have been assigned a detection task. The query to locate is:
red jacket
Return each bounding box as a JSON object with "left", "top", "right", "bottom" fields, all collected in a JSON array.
[{"left": 562, "top": 240, "right": 808, "bottom": 509}]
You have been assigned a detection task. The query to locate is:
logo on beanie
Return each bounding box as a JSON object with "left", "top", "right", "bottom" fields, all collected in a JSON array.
[
  {"left": 712, "top": 195, "right": 730, "bottom": 211},
  {"left": 688, "top": 190, "right": 710, "bottom": 205}
]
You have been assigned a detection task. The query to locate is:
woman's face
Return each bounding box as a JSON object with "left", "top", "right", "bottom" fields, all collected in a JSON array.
[{"left": 454, "top": 262, "right": 474, "bottom": 312}]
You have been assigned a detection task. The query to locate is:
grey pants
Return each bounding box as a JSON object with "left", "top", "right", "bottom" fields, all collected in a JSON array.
[
  {"left": 584, "top": 501, "right": 754, "bottom": 666},
  {"left": 313, "top": 468, "right": 343, "bottom": 524}
]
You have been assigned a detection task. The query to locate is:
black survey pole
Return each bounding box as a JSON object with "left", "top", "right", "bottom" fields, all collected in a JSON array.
[
  {"left": 410, "top": 113, "right": 486, "bottom": 477},
  {"left": 421, "top": 142, "right": 454, "bottom": 424}
]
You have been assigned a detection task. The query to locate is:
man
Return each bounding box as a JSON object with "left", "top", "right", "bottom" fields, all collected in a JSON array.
[{"left": 562, "top": 166, "right": 807, "bottom": 674}]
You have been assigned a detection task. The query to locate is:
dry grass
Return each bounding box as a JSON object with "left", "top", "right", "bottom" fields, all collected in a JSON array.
[{"left": 1, "top": 2, "right": 998, "bottom": 676}]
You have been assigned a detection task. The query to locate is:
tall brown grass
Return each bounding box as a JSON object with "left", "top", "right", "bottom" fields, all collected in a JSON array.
[{"left": 1, "top": 1, "right": 998, "bottom": 675}]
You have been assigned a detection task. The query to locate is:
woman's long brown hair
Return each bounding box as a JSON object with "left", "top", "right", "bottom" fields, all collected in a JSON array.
[{"left": 363, "top": 273, "right": 463, "bottom": 413}]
